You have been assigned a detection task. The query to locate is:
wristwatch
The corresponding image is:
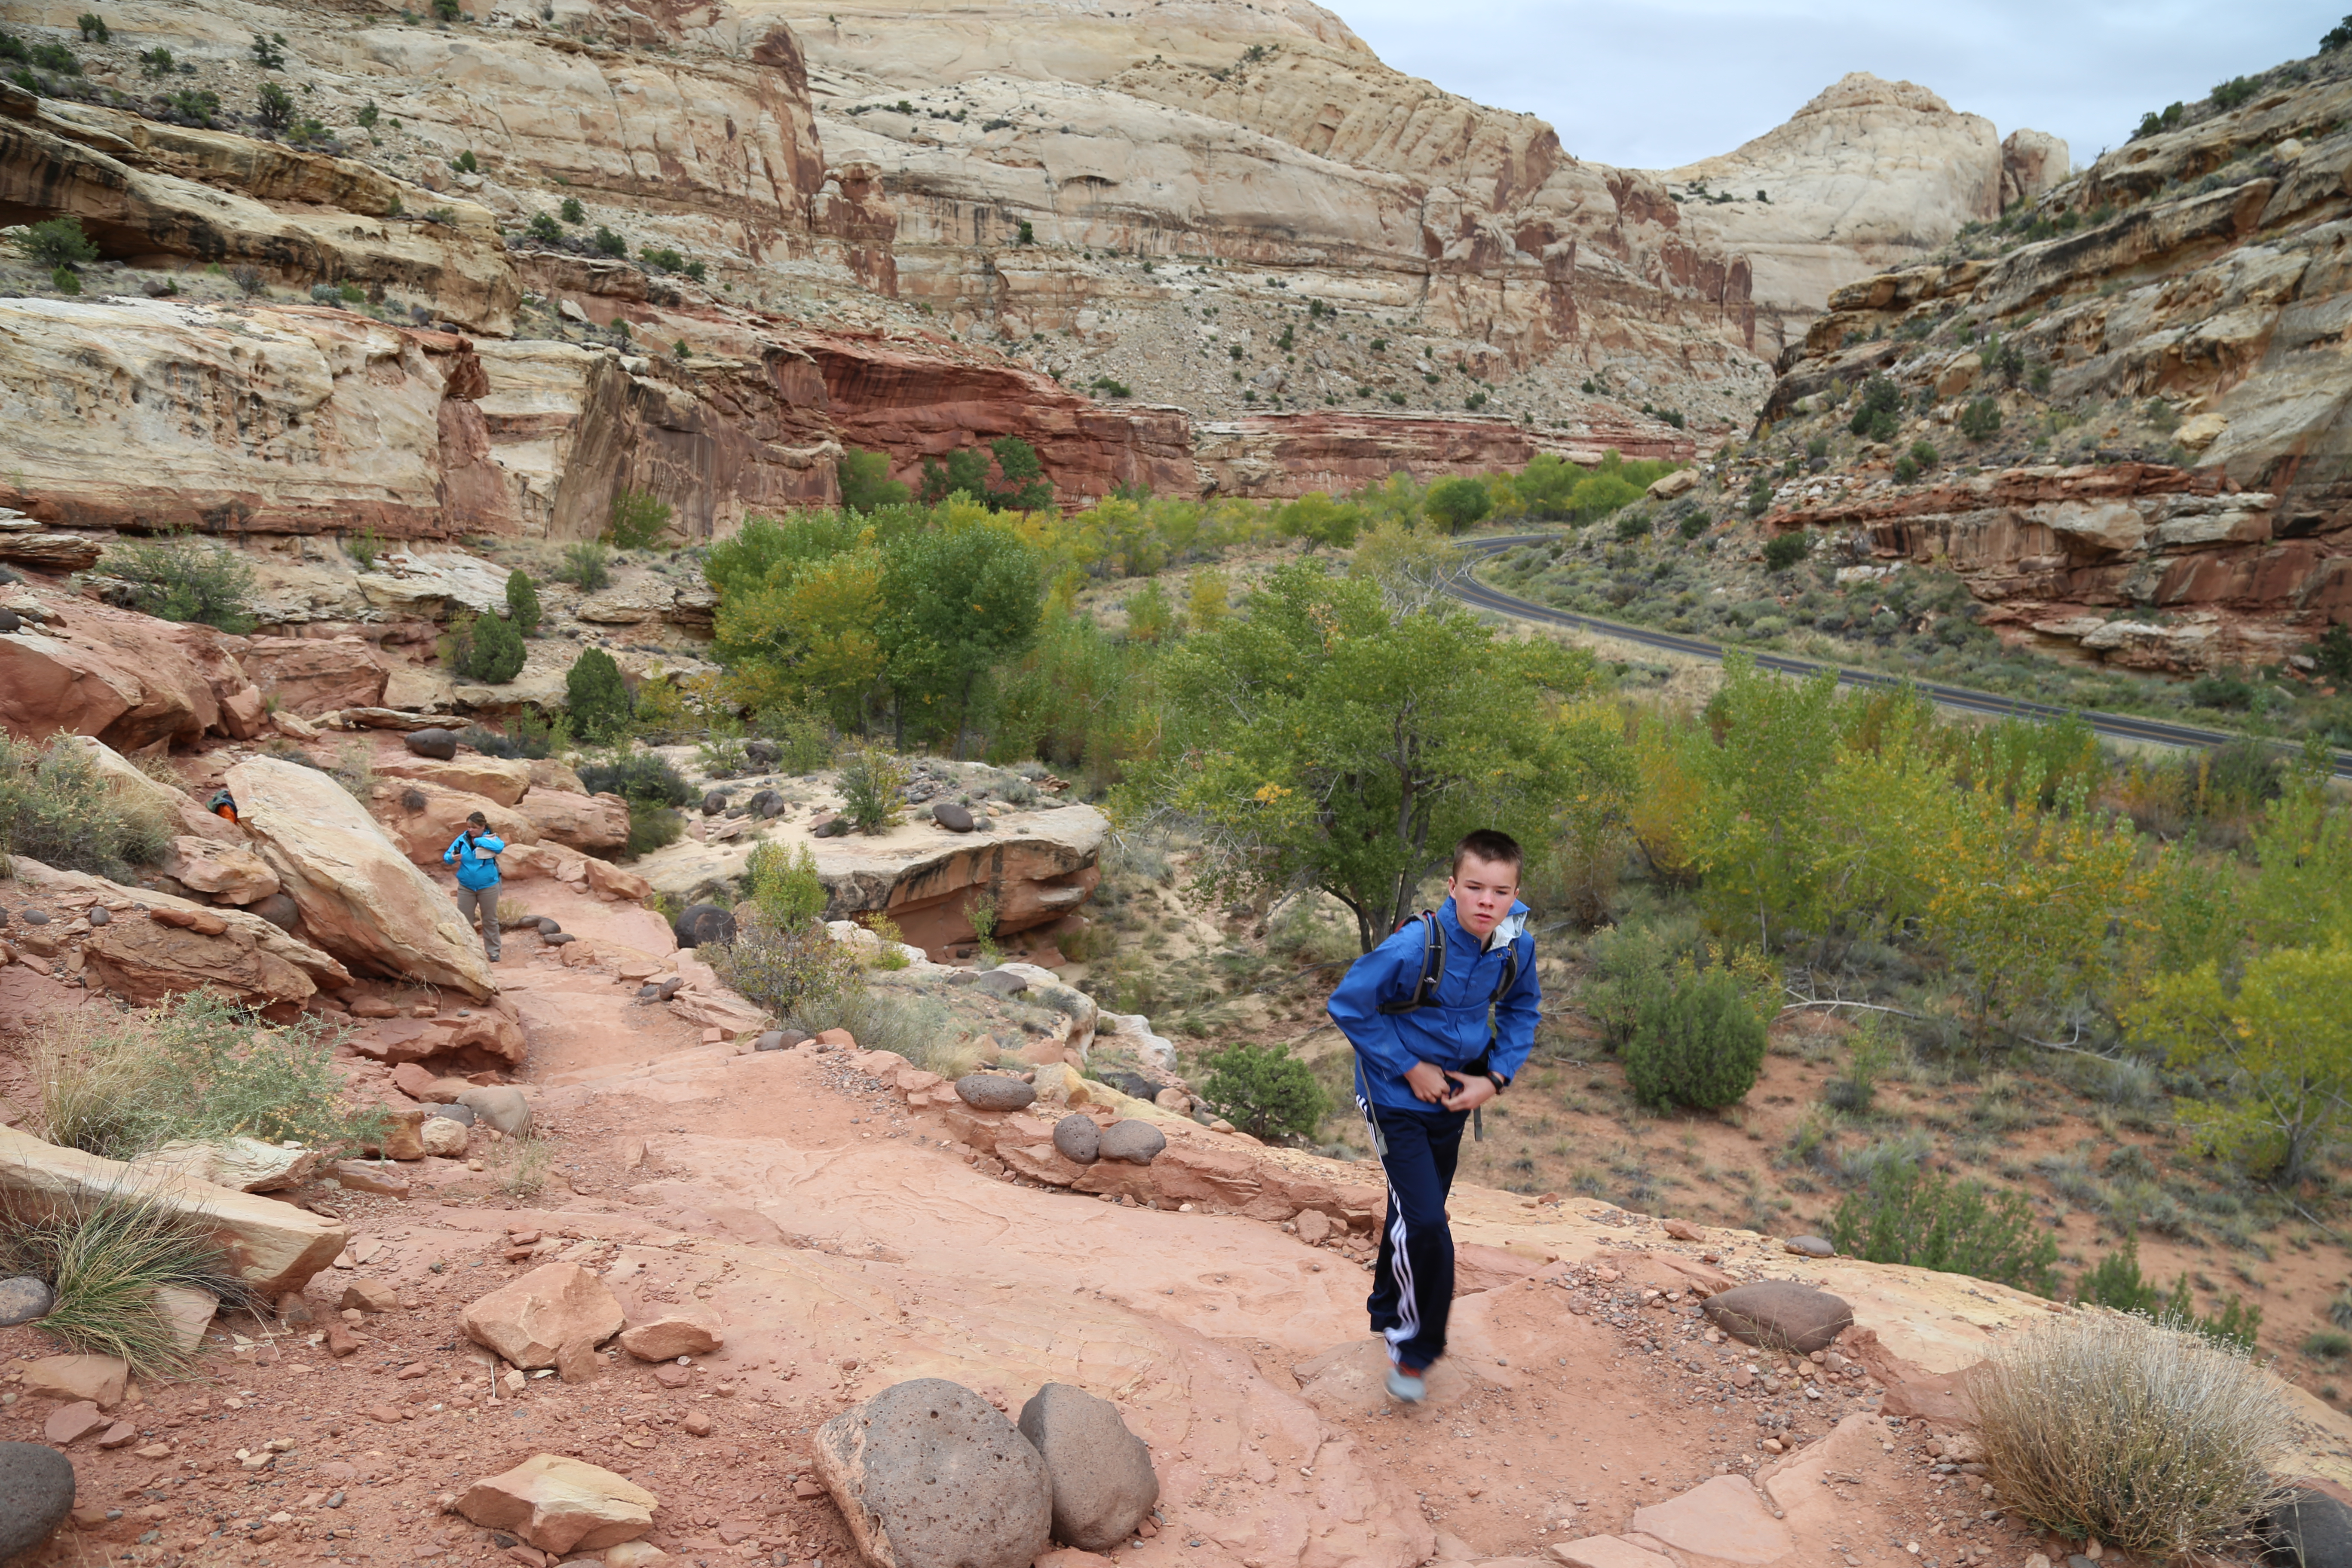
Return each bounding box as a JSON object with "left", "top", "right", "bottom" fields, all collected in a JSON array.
[{"left": 1484, "top": 1069, "right": 1510, "bottom": 1094}]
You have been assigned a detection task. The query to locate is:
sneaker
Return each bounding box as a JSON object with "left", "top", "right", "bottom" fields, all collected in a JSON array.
[{"left": 1384, "top": 1364, "right": 1427, "bottom": 1404}]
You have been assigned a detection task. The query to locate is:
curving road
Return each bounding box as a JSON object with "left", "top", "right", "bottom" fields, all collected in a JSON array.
[{"left": 1448, "top": 533, "right": 2352, "bottom": 780}]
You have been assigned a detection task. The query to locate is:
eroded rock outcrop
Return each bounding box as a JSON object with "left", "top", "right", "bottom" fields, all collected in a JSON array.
[
  {"left": 12, "top": 858, "right": 351, "bottom": 1008},
  {"left": 1195, "top": 409, "right": 1692, "bottom": 498},
  {"left": 1754, "top": 66, "right": 2352, "bottom": 661},
  {"left": 224, "top": 756, "right": 498, "bottom": 999}
]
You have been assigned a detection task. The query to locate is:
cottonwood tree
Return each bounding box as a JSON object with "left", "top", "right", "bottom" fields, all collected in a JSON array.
[{"left": 1133, "top": 560, "right": 1603, "bottom": 952}]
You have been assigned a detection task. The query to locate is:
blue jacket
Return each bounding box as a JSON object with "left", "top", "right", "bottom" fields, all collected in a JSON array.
[
  {"left": 1327, "top": 897, "right": 1540, "bottom": 1112},
  {"left": 443, "top": 831, "right": 506, "bottom": 890}
]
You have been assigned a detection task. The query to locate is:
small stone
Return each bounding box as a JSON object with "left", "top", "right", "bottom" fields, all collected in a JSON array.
[
  {"left": 86, "top": 906, "right": 110, "bottom": 926},
  {"left": 811, "top": 813, "right": 848, "bottom": 838},
  {"left": 405, "top": 728, "right": 459, "bottom": 761},
  {"left": 681, "top": 1410, "right": 713, "bottom": 1436},
  {"left": 1097, "top": 1121, "right": 1167, "bottom": 1166},
  {"left": 0, "top": 1441, "right": 76, "bottom": 1563},
  {"left": 437, "top": 1102, "right": 477, "bottom": 1126},
  {"left": 543, "top": 932, "right": 576, "bottom": 945},
  {"left": 21, "top": 1354, "right": 127, "bottom": 1409},
  {"left": 43, "top": 1402, "right": 109, "bottom": 1445},
  {"left": 1783, "top": 1235, "right": 1837, "bottom": 1259},
  {"left": 1662, "top": 1219, "right": 1700, "bottom": 1241},
  {"left": 933, "top": 802, "right": 974, "bottom": 833},
  {"left": 422, "top": 1118, "right": 470, "bottom": 1158},
  {"left": 0, "top": 1275, "right": 54, "bottom": 1326},
  {"left": 617, "top": 1317, "right": 723, "bottom": 1361},
  {"left": 956, "top": 1073, "right": 1037, "bottom": 1112},
  {"left": 456, "top": 1455, "right": 658, "bottom": 1554},
  {"left": 1052, "top": 1114, "right": 1101, "bottom": 1164},
  {"left": 536, "top": 917, "right": 562, "bottom": 936},
  {"left": 20, "top": 909, "right": 48, "bottom": 926},
  {"left": 651, "top": 1363, "right": 693, "bottom": 1389},
  {"left": 462, "top": 1263, "right": 624, "bottom": 1371},
  {"left": 341, "top": 1280, "right": 401, "bottom": 1314},
  {"left": 700, "top": 790, "right": 730, "bottom": 816}
]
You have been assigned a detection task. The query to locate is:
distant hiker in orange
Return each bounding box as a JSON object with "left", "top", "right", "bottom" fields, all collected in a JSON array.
[
  {"left": 443, "top": 811, "right": 507, "bottom": 962},
  {"left": 208, "top": 789, "right": 238, "bottom": 824}
]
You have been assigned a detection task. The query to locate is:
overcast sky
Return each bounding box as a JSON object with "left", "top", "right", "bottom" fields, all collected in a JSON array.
[{"left": 1334, "top": 0, "right": 2338, "bottom": 172}]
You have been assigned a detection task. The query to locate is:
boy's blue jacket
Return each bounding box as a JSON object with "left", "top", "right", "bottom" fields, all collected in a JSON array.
[
  {"left": 1327, "top": 896, "right": 1540, "bottom": 1112},
  {"left": 443, "top": 831, "right": 506, "bottom": 890}
]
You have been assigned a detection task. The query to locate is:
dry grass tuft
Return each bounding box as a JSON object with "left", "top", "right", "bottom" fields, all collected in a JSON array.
[
  {"left": 0, "top": 1184, "right": 252, "bottom": 1378},
  {"left": 1974, "top": 1310, "right": 2295, "bottom": 1556}
]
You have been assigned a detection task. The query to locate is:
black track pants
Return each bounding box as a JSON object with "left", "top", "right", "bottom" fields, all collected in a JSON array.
[{"left": 1366, "top": 1100, "right": 1469, "bottom": 1371}]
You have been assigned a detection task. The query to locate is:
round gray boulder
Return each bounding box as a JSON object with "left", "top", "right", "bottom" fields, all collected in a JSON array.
[
  {"left": 673, "top": 903, "right": 737, "bottom": 948},
  {"left": 812, "top": 1378, "right": 1050, "bottom": 1568},
  {"left": 454, "top": 1085, "right": 532, "bottom": 1139},
  {"left": 956, "top": 1074, "right": 1037, "bottom": 1113},
  {"left": 934, "top": 802, "right": 974, "bottom": 833},
  {"left": 1017, "top": 1382, "right": 1161, "bottom": 1551},
  {"left": 1097, "top": 1121, "right": 1167, "bottom": 1166},
  {"left": 248, "top": 893, "right": 302, "bottom": 933},
  {"left": 0, "top": 1276, "right": 52, "bottom": 1327},
  {"left": 404, "top": 727, "right": 459, "bottom": 761},
  {"left": 1052, "top": 1115, "right": 1100, "bottom": 1165},
  {"left": 0, "top": 1442, "right": 75, "bottom": 1564}
]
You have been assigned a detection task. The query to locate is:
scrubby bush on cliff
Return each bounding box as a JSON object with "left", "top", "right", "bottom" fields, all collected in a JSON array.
[
  {"left": 558, "top": 538, "right": 612, "bottom": 591},
  {"left": 1761, "top": 532, "right": 1809, "bottom": 572},
  {"left": 505, "top": 569, "right": 541, "bottom": 636},
  {"left": 709, "top": 916, "right": 863, "bottom": 1019},
  {"left": 606, "top": 489, "right": 674, "bottom": 550},
  {"left": 564, "top": 648, "right": 635, "bottom": 740},
  {"left": 18, "top": 216, "right": 96, "bottom": 272},
  {"left": 99, "top": 531, "right": 257, "bottom": 633},
  {"left": 0, "top": 735, "right": 168, "bottom": 879},
  {"left": 1960, "top": 396, "right": 2003, "bottom": 441},
  {"left": 835, "top": 747, "right": 909, "bottom": 834},
  {"left": 918, "top": 436, "right": 1054, "bottom": 511},
  {"left": 1972, "top": 1312, "right": 2290, "bottom": 1557},
  {"left": 746, "top": 841, "right": 828, "bottom": 928},
  {"left": 1198, "top": 1042, "right": 1328, "bottom": 1141},
  {"left": 449, "top": 608, "right": 525, "bottom": 683}
]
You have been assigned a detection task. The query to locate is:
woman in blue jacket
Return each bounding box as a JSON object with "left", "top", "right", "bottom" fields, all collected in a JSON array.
[
  {"left": 442, "top": 811, "right": 507, "bottom": 962},
  {"left": 1326, "top": 828, "right": 1541, "bottom": 1404}
]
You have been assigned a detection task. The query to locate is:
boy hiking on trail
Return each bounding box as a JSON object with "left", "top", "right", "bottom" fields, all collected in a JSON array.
[
  {"left": 442, "top": 811, "right": 507, "bottom": 962},
  {"left": 1326, "top": 829, "right": 1540, "bottom": 1404}
]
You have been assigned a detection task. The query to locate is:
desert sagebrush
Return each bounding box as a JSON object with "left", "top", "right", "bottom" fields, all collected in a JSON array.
[{"left": 1973, "top": 1310, "right": 2293, "bottom": 1556}]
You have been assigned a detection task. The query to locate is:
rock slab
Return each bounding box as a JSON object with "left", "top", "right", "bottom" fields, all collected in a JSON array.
[
  {"left": 1626, "top": 1475, "right": 1794, "bottom": 1565},
  {"left": 1700, "top": 1282, "right": 1854, "bottom": 1354},
  {"left": 957, "top": 1075, "right": 1038, "bottom": 1112},
  {"left": 1015, "top": 1382, "right": 1160, "bottom": 1551},
  {"left": 461, "top": 1262, "right": 625, "bottom": 1371},
  {"left": 224, "top": 757, "right": 498, "bottom": 1000},
  {"left": 814, "top": 1378, "right": 1053, "bottom": 1568},
  {"left": 618, "top": 1316, "right": 723, "bottom": 1361},
  {"left": 456, "top": 1454, "right": 658, "bottom": 1553},
  {"left": 0, "top": 1440, "right": 74, "bottom": 1562}
]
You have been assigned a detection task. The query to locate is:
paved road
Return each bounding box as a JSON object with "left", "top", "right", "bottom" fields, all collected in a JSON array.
[{"left": 1449, "top": 533, "right": 2352, "bottom": 779}]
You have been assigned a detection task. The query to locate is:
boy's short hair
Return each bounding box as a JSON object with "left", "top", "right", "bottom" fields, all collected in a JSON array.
[
  {"left": 466, "top": 811, "right": 489, "bottom": 827},
  {"left": 1451, "top": 829, "right": 1523, "bottom": 878}
]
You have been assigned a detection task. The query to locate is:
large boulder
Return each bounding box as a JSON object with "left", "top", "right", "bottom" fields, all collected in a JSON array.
[
  {"left": 0, "top": 597, "right": 231, "bottom": 751},
  {"left": 514, "top": 788, "right": 629, "bottom": 853},
  {"left": 461, "top": 1262, "right": 625, "bottom": 1371},
  {"left": 1016, "top": 1383, "right": 1160, "bottom": 1551},
  {"left": 456, "top": 1455, "right": 657, "bottom": 1553},
  {"left": 815, "top": 1378, "right": 1053, "bottom": 1568},
  {"left": 240, "top": 636, "right": 391, "bottom": 717},
  {"left": 223, "top": 756, "right": 498, "bottom": 999},
  {"left": 0, "top": 1125, "right": 346, "bottom": 1297},
  {"left": 0, "top": 1441, "right": 75, "bottom": 1565},
  {"left": 15, "top": 860, "right": 348, "bottom": 1008},
  {"left": 374, "top": 754, "right": 534, "bottom": 806},
  {"left": 673, "top": 903, "right": 736, "bottom": 948},
  {"left": 158, "top": 836, "right": 281, "bottom": 904},
  {"left": 366, "top": 777, "right": 538, "bottom": 866},
  {"left": 1700, "top": 1281, "right": 1854, "bottom": 1354}
]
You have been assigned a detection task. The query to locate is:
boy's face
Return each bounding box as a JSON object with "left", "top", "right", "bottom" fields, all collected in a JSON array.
[{"left": 1448, "top": 853, "right": 1519, "bottom": 939}]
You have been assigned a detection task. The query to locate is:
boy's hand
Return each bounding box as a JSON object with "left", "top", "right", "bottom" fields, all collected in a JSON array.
[
  {"left": 1404, "top": 1062, "right": 1452, "bottom": 1103},
  {"left": 1441, "top": 1073, "right": 1497, "bottom": 1112}
]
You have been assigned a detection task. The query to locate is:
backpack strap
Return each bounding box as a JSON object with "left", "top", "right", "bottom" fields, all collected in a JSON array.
[{"left": 1375, "top": 911, "right": 1444, "bottom": 1014}]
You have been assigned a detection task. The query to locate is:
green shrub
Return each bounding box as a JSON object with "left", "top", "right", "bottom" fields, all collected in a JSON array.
[
  {"left": 1623, "top": 966, "right": 1766, "bottom": 1110},
  {"left": 1613, "top": 509, "right": 1651, "bottom": 542},
  {"left": 838, "top": 448, "right": 910, "bottom": 513},
  {"left": 505, "top": 568, "right": 541, "bottom": 636},
  {"left": 1893, "top": 456, "right": 1919, "bottom": 484},
  {"left": 1909, "top": 438, "right": 1939, "bottom": 469},
  {"left": 1580, "top": 918, "right": 1693, "bottom": 1049},
  {"left": 99, "top": 532, "right": 257, "bottom": 632},
  {"left": 753, "top": 703, "right": 836, "bottom": 773},
  {"left": 836, "top": 747, "right": 908, "bottom": 834},
  {"left": 1831, "top": 1160, "right": 2058, "bottom": 1295},
  {"left": 2076, "top": 1231, "right": 2260, "bottom": 1348},
  {"left": 1761, "top": 532, "right": 1809, "bottom": 572},
  {"left": 0, "top": 1187, "right": 247, "bottom": 1378},
  {"left": 255, "top": 80, "right": 293, "bottom": 132},
  {"left": 356, "top": 100, "right": 378, "bottom": 129},
  {"left": 527, "top": 211, "right": 562, "bottom": 245},
  {"left": 50, "top": 267, "right": 80, "bottom": 296},
  {"left": 559, "top": 538, "right": 611, "bottom": 590},
  {"left": 1960, "top": 397, "right": 2003, "bottom": 441},
  {"left": 0, "top": 734, "right": 169, "bottom": 879},
  {"left": 76, "top": 13, "right": 108, "bottom": 41},
  {"left": 592, "top": 225, "right": 627, "bottom": 257},
  {"left": 21, "top": 216, "right": 97, "bottom": 271},
  {"left": 577, "top": 750, "right": 693, "bottom": 810},
  {"left": 1972, "top": 1313, "right": 2291, "bottom": 1557},
  {"left": 449, "top": 609, "right": 525, "bottom": 683},
  {"left": 746, "top": 841, "right": 828, "bottom": 928},
  {"left": 2328, "top": 15, "right": 2352, "bottom": 52},
  {"left": 710, "top": 917, "right": 863, "bottom": 1018},
  {"left": 606, "top": 488, "right": 674, "bottom": 549},
  {"left": 564, "top": 648, "right": 635, "bottom": 739},
  {"left": 2312, "top": 623, "right": 2352, "bottom": 683},
  {"left": 1744, "top": 473, "right": 1773, "bottom": 516},
  {"left": 1677, "top": 511, "right": 1710, "bottom": 541},
  {"left": 2209, "top": 77, "right": 2258, "bottom": 111},
  {"left": 1198, "top": 1042, "right": 1329, "bottom": 1140}
]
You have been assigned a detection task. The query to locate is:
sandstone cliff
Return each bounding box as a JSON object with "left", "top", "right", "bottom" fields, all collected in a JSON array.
[
  {"left": 1660, "top": 74, "right": 2066, "bottom": 359},
  {"left": 1749, "top": 57, "right": 2352, "bottom": 667}
]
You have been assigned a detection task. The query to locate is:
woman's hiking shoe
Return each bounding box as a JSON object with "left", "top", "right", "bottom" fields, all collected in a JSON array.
[{"left": 1385, "top": 1364, "right": 1427, "bottom": 1404}]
